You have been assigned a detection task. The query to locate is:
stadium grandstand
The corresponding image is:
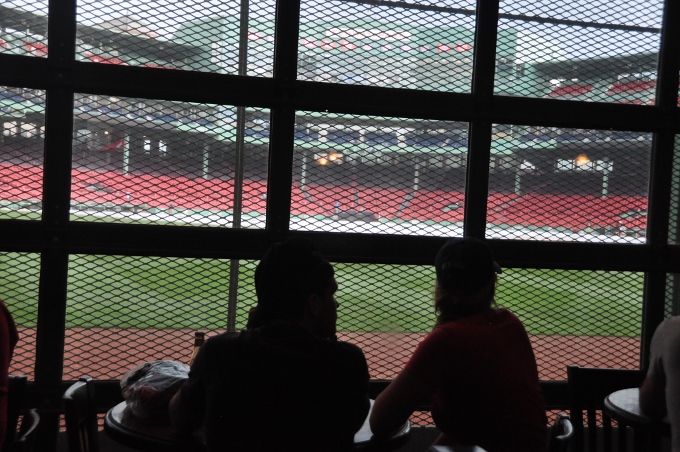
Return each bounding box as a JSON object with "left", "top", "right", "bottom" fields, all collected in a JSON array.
[{"left": 0, "top": 4, "right": 659, "bottom": 238}]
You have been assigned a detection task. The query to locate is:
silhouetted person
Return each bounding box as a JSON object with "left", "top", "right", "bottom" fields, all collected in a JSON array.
[
  {"left": 370, "top": 237, "right": 546, "bottom": 452},
  {"left": 0, "top": 300, "right": 18, "bottom": 448},
  {"left": 170, "top": 237, "right": 369, "bottom": 451},
  {"left": 640, "top": 316, "right": 680, "bottom": 452}
]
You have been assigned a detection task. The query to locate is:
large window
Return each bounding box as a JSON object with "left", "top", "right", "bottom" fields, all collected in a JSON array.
[{"left": 0, "top": 0, "right": 678, "bottom": 445}]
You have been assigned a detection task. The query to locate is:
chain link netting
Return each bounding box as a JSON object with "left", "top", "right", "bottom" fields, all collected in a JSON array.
[
  {"left": 666, "top": 135, "right": 680, "bottom": 317},
  {"left": 291, "top": 112, "right": 468, "bottom": 235},
  {"left": 498, "top": 0, "right": 661, "bottom": 101},
  {"left": 670, "top": 136, "right": 680, "bottom": 244},
  {"left": 63, "top": 256, "right": 259, "bottom": 380},
  {"left": 299, "top": 0, "right": 476, "bottom": 90},
  {"left": 0, "top": 253, "right": 39, "bottom": 380},
  {"left": 487, "top": 125, "right": 650, "bottom": 242},
  {"left": 59, "top": 258, "right": 643, "bottom": 384},
  {"left": 78, "top": 1, "right": 276, "bottom": 75},
  {"left": 0, "top": 2, "right": 48, "bottom": 58},
  {"left": 0, "top": 0, "right": 674, "bottom": 426},
  {"left": 0, "top": 0, "right": 668, "bottom": 98},
  {"left": 666, "top": 274, "right": 679, "bottom": 318},
  {"left": 70, "top": 96, "right": 270, "bottom": 227},
  {"left": 0, "top": 84, "right": 44, "bottom": 221},
  {"left": 500, "top": 269, "right": 643, "bottom": 379}
]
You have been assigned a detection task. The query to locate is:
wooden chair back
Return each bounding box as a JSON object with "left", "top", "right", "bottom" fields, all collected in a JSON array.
[
  {"left": 63, "top": 377, "right": 99, "bottom": 452},
  {"left": 567, "top": 365, "right": 645, "bottom": 452}
]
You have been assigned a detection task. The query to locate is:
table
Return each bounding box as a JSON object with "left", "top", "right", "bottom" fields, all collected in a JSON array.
[
  {"left": 603, "top": 387, "right": 670, "bottom": 452},
  {"left": 105, "top": 399, "right": 411, "bottom": 452},
  {"left": 104, "top": 402, "right": 197, "bottom": 452}
]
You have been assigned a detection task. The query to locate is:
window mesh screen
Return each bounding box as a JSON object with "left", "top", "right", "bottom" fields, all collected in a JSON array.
[
  {"left": 669, "top": 135, "right": 680, "bottom": 244},
  {"left": 666, "top": 274, "right": 679, "bottom": 318},
  {"left": 64, "top": 255, "right": 643, "bottom": 380},
  {"left": 487, "top": 125, "right": 650, "bottom": 242},
  {"left": 2, "top": 252, "right": 39, "bottom": 380},
  {"left": 0, "top": 3, "right": 48, "bottom": 58},
  {"left": 64, "top": 255, "right": 260, "bottom": 380},
  {"left": 0, "top": 86, "right": 44, "bottom": 220},
  {"left": 291, "top": 112, "right": 468, "bottom": 235},
  {"left": 76, "top": 1, "right": 276, "bottom": 76},
  {"left": 299, "top": 1, "right": 476, "bottom": 91},
  {"left": 500, "top": 269, "right": 642, "bottom": 379},
  {"left": 71, "top": 96, "right": 269, "bottom": 228},
  {"left": 337, "top": 265, "right": 642, "bottom": 383},
  {"left": 0, "top": 0, "right": 670, "bottom": 430},
  {"left": 498, "top": 1, "right": 661, "bottom": 101}
]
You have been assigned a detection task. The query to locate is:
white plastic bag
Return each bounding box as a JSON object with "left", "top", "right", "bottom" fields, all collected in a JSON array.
[{"left": 120, "top": 360, "right": 190, "bottom": 418}]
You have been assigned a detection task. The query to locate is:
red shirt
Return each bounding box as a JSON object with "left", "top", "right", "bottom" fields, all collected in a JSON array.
[
  {"left": 0, "top": 299, "right": 18, "bottom": 447},
  {"left": 405, "top": 308, "right": 546, "bottom": 452}
]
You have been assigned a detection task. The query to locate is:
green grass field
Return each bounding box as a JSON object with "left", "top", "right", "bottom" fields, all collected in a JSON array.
[{"left": 0, "top": 252, "right": 643, "bottom": 337}]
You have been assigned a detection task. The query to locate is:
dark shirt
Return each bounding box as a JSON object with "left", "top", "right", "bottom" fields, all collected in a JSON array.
[{"left": 180, "top": 323, "right": 370, "bottom": 452}]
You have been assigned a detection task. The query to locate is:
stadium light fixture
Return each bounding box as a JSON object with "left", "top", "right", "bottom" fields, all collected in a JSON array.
[
  {"left": 315, "top": 152, "right": 343, "bottom": 166},
  {"left": 574, "top": 153, "right": 590, "bottom": 166}
]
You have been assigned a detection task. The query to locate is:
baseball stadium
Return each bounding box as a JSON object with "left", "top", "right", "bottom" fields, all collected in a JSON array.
[{"left": 0, "top": 0, "right": 678, "bottom": 450}]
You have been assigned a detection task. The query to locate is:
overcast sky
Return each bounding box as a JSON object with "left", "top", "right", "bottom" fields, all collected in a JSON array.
[{"left": 9, "top": 0, "right": 665, "bottom": 58}]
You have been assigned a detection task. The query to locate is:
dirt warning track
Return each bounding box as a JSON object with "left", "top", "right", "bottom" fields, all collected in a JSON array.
[{"left": 10, "top": 328, "right": 640, "bottom": 383}]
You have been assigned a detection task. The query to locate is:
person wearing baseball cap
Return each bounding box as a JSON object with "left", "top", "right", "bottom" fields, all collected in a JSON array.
[
  {"left": 170, "top": 237, "right": 370, "bottom": 451},
  {"left": 433, "top": 237, "right": 503, "bottom": 323},
  {"left": 371, "top": 237, "right": 547, "bottom": 452}
]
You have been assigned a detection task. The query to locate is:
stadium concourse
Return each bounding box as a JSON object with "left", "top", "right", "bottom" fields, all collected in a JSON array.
[{"left": 0, "top": 162, "right": 647, "bottom": 239}]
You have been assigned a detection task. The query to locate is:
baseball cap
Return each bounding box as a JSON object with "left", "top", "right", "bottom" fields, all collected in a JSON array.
[{"left": 434, "top": 237, "right": 502, "bottom": 292}]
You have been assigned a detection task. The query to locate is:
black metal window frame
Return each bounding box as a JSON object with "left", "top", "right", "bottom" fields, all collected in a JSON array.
[{"left": 1, "top": 0, "right": 680, "bottom": 448}]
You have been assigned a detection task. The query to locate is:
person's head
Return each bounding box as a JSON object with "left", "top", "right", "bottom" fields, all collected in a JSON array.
[
  {"left": 433, "top": 237, "right": 502, "bottom": 324},
  {"left": 247, "top": 237, "right": 338, "bottom": 338}
]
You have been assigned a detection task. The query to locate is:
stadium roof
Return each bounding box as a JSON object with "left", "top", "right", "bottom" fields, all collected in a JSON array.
[
  {"left": 0, "top": 5, "right": 201, "bottom": 62},
  {"left": 0, "top": 5, "right": 47, "bottom": 37},
  {"left": 533, "top": 52, "right": 659, "bottom": 80}
]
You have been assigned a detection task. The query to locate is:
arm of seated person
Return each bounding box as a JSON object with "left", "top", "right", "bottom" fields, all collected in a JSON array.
[
  {"left": 369, "top": 368, "right": 433, "bottom": 436},
  {"left": 348, "top": 389, "right": 371, "bottom": 435},
  {"left": 169, "top": 388, "right": 204, "bottom": 434},
  {"left": 350, "top": 347, "right": 372, "bottom": 434},
  {"left": 639, "top": 376, "right": 667, "bottom": 421}
]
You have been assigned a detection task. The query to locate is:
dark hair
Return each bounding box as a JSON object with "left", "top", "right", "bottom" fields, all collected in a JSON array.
[
  {"left": 434, "top": 277, "right": 496, "bottom": 325},
  {"left": 247, "top": 237, "right": 334, "bottom": 329}
]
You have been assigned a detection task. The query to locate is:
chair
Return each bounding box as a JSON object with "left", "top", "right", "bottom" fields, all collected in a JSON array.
[
  {"left": 3, "top": 375, "right": 27, "bottom": 452},
  {"left": 63, "top": 377, "right": 99, "bottom": 452},
  {"left": 567, "top": 365, "right": 645, "bottom": 452},
  {"left": 9, "top": 409, "right": 39, "bottom": 452},
  {"left": 548, "top": 413, "right": 574, "bottom": 452}
]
